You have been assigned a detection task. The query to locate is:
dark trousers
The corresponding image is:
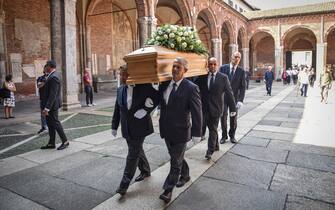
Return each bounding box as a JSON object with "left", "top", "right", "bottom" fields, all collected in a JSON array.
[
  {"left": 246, "top": 79, "right": 249, "bottom": 90},
  {"left": 266, "top": 82, "right": 273, "bottom": 95},
  {"left": 203, "top": 113, "right": 219, "bottom": 154},
  {"left": 301, "top": 84, "right": 308, "bottom": 97},
  {"left": 119, "top": 137, "right": 150, "bottom": 189},
  {"left": 46, "top": 109, "right": 67, "bottom": 145},
  {"left": 85, "top": 85, "right": 93, "bottom": 105},
  {"left": 163, "top": 139, "right": 189, "bottom": 192},
  {"left": 221, "top": 103, "right": 238, "bottom": 139}
]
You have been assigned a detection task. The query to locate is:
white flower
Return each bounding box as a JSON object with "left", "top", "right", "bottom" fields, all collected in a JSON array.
[
  {"left": 189, "top": 45, "right": 194, "bottom": 50},
  {"left": 182, "top": 37, "right": 186, "bottom": 40},
  {"left": 176, "top": 37, "right": 182, "bottom": 43},
  {"left": 170, "top": 43, "right": 175, "bottom": 48},
  {"left": 171, "top": 25, "right": 177, "bottom": 32},
  {"left": 178, "top": 32, "right": 183, "bottom": 36},
  {"left": 164, "top": 34, "right": 168, "bottom": 39},
  {"left": 196, "top": 40, "right": 201, "bottom": 44},
  {"left": 183, "top": 32, "right": 189, "bottom": 36},
  {"left": 156, "top": 36, "right": 161, "bottom": 41},
  {"left": 166, "top": 29, "right": 171, "bottom": 33},
  {"left": 169, "top": 33, "right": 175, "bottom": 38},
  {"left": 181, "top": 42, "right": 187, "bottom": 48},
  {"left": 158, "top": 30, "right": 163, "bottom": 35}
]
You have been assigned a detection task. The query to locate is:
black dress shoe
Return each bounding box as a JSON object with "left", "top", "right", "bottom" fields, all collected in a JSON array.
[
  {"left": 205, "top": 151, "right": 212, "bottom": 160},
  {"left": 37, "top": 128, "right": 47, "bottom": 134},
  {"left": 134, "top": 173, "right": 150, "bottom": 182},
  {"left": 230, "top": 138, "right": 237, "bottom": 144},
  {"left": 116, "top": 187, "right": 127, "bottom": 196},
  {"left": 159, "top": 190, "right": 172, "bottom": 203},
  {"left": 220, "top": 137, "right": 227, "bottom": 144},
  {"left": 176, "top": 176, "right": 190, "bottom": 188},
  {"left": 40, "top": 144, "right": 56, "bottom": 149},
  {"left": 57, "top": 142, "right": 69, "bottom": 150},
  {"left": 214, "top": 145, "right": 220, "bottom": 151}
]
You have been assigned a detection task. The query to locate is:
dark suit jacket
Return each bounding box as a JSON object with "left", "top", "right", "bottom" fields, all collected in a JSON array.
[
  {"left": 159, "top": 79, "right": 202, "bottom": 143},
  {"left": 111, "top": 84, "right": 159, "bottom": 140},
  {"left": 219, "top": 64, "right": 246, "bottom": 103},
  {"left": 42, "top": 71, "right": 62, "bottom": 111},
  {"left": 195, "top": 72, "right": 236, "bottom": 117},
  {"left": 264, "top": 71, "right": 275, "bottom": 84}
]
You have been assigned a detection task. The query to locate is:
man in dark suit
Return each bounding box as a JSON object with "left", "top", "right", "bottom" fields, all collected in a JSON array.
[
  {"left": 158, "top": 57, "right": 202, "bottom": 203},
  {"left": 195, "top": 57, "right": 236, "bottom": 160},
  {"left": 112, "top": 65, "right": 159, "bottom": 196},
  {"left": 264, "top": 65, "right": 275, "bottom": 96},
  {"left": 219, "top": 51, "right": 246, "bottom": 144},
  {"left": 40, "top": 60, "right": 69, "bottom": 150}
]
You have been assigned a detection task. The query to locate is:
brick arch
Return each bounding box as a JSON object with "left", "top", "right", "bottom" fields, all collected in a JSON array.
[
  {"left": 281, "top": 25, "right": 318, "bottom": 45},
  {"left": 249, "top": 29, "right": 276, "bottom": 43},
  {"left": 155, "top": 0, "right": 191, "bottom": 26},
  {"left": 86, "top": 0, "right": 148, "bottom": 18},
  {"left": 325, "top": 24, "right": 335, "bottom": 41},
  {"left": 196, "top": 8, "right": 218, "bottom": 38},
  {"left": 237, "top": 26, "right": 248, "bottom": 48},
  {"left": 221, "top": 20, "right": 234, "bottom": 43}
]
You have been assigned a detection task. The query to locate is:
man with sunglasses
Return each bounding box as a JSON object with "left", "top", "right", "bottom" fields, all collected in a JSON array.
[
  {"left": 195, "top": 57, "right": 236, "bottom": 160},
  {"left": 219, "top": 51, "right": 246, "bottom": 144}
]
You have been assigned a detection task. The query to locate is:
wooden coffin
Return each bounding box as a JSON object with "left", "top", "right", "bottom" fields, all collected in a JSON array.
[{"left": 123, "top": 46, "right": 208, "bottom": 84}]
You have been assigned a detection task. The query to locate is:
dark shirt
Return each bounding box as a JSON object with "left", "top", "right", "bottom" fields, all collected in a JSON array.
[{"left": 37, "top": 75, "right": 47, "bottom": 100}]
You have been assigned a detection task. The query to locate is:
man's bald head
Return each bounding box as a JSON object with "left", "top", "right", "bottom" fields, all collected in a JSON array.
[
  {"left": 208, "top": 57, "right": 218, "bottom": 73},
  {"left": 231, "top": 51, "right": 241, "bottom": 66}
]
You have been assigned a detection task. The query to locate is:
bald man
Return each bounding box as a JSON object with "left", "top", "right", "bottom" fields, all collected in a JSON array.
[
  {"left": 195, "top": 57, "right": 236, "bottom": 160},
  {"left": 219, "top": 51, "right": 246, "bottom": 144}
]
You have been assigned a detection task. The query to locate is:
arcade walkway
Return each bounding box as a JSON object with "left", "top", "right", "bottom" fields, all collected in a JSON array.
[{"left": 0, "top": 82, "right": 334, "bottom": 210}]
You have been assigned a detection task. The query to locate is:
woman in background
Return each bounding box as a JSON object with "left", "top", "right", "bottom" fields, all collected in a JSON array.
[{"left": 3, "top": 74, "right": 16, "bottom": 119}]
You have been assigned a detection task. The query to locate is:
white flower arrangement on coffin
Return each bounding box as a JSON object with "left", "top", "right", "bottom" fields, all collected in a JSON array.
[{"left": 146, "top": 24, "right": 208, "bottom": 55}]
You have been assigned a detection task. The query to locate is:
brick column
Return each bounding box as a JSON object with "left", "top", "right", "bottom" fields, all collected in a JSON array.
[
  {"left": 211, "top": 38, "right": 222, "bottom": 66},
  {"left": 275, "top": 47, "right": 283, "bottom": 80},
  {"left": 138, "top": 16, "right": 157, "bottom": 47},
  {"left": 242, "top": 48, "right": 249, "bottom": 71},
  {"left": 50, "top": 0, "right": 80, "bottom": 110},
  {"left": 316, "top": 43, "right": 326, "bottom": 76},
  {"left": 0, "top": 12, "right": 6, "bottom": 84},
  {"left": 229, "top": 43, "right": 238, "bottom": 58}
]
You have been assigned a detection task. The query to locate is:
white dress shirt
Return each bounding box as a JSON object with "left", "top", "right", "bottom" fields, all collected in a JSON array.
[
  {"left": 164, "top": 79, "right": 183, "bottom": 104},
  {"left": 207, "top": 71, "right": 218, "bottom": 89},
  {"left": 126, "top": 85, "right": 134, "bottom": 110}
]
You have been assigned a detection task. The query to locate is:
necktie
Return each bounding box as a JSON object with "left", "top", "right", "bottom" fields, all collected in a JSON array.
[
  {"left": 122, "top": 85, "right": 128, "bottom": 107},
  {"left": 209, "top": 73, "right": 214, "bottom": 89},
  {"left": 230, "top": 67, "right": 235, "bottom": 81},
  {"left": 168, "top": 83, "right": 177, "bottom": 104}
]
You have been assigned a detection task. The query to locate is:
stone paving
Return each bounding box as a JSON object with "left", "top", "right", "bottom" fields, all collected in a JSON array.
[{"left": 0, "top": 82, "right": 335, "bottom": 210}]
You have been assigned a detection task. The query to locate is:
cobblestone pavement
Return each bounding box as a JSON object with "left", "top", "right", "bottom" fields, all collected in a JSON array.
[{"left": 0, "top": 82, "right": 334, "bottom": 210}]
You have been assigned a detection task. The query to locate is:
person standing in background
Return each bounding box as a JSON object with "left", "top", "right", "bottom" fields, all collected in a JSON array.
[
  {"left": 37, "top": 66, "right": 48, "bottom": 134},
  {"left": 2, "top": 75, "right": 16, "bottom": 119},
  {"left": 264, "top": 66, "right": 275, "bottom": 96},
  {"left": 83, "top": 68, "right": 95, "bottom": 107},
  {"left": 320, "top": 66, "right": 333, "bottom": 104}
]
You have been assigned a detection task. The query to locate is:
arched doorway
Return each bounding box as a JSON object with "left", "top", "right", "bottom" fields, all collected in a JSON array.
[
  {"left": 196, "top": 9, "right": 216, "bottom": 56},
  {"left": 249, "top": 31, "right": 275, "bottom": 79},
  {"left": 86, "top": 0, "right": 137, "bottom": 77},
  {"left": 326, "top": 26, "right": 335, "bottom": 72},
  {"left": 155, "top": 0, "right": 190, "bottom": 26},
  {"left": 283, "top": 27, "right": 317, "bottom": 70},
  {"left": 221, "top": 21, "right": 233, "bottom": 64}
]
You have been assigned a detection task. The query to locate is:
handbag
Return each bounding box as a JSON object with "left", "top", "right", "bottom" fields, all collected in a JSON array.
[{"left": 0, "top": 87, "right": 10, "bottom": 98}]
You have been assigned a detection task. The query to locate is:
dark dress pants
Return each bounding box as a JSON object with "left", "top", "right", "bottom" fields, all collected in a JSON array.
[
  {"left": 163, "top": 139, "right": 189, "bottom": 192},
  {"left": 221, "top": 103, "right": 238, "bottom": 139},
  {"left": 119, "top": 137, "right": 150, "bottom": 189},
  {"left": 46, "top": 109, "right": 67, "bottom": 145},
  {"left": 266, "top": 81, "right": 272, "bottom": 95},
  {"left": 204, "top": 113, "right": 220, "bottom": 154}
]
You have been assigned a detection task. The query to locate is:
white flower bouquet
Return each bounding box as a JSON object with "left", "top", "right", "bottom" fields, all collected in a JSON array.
[{"left": 146, "top": 24, "right": 208, "bottom": 55}]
